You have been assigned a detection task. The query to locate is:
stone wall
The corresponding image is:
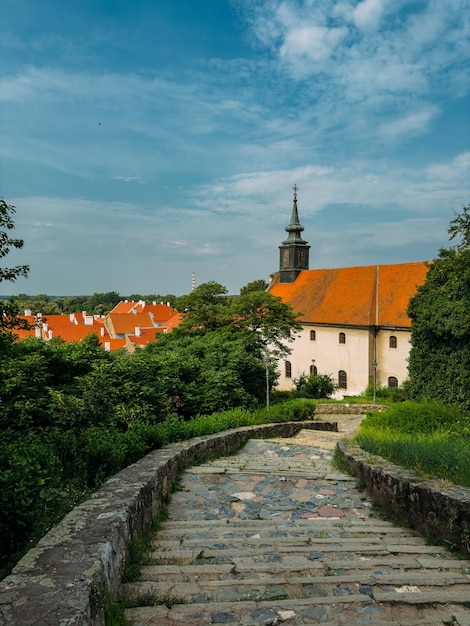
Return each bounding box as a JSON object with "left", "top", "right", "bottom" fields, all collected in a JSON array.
[
  {"left": 0, "top": 420, "right": 333, "bottom": 626},
  {"left": 336, "top": 441, "right": 470, "bottom": 557},
  {"left": 316, "top": 403, "right": 382, "bottom": 414}
]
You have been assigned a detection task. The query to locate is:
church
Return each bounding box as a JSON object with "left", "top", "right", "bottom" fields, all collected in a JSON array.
[{"left": 268, "top": 188, "right": 428, "bottom": 397}]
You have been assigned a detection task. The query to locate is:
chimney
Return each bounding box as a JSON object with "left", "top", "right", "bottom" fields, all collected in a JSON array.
[
  {"left": 48, "top": 330, "right": 53, "bottom": 340},
  {"left": 101, "top": 327, "right": 105, "bottom": 337},
  {"left": 35, "top": 326, "right": 41, "bottom": 338},
  {"left": 135, "top": 326, "right": 141, "bottom": 337},
  {"left": 24, "top": 309, "right": 32, "bottom": 316}
]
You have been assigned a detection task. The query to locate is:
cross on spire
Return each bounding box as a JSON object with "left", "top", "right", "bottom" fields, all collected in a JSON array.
[{"left": 292, "top": 184, "right": 299, "bottom": 200}]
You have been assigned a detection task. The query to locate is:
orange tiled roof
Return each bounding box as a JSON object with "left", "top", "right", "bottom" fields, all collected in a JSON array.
[
  {"left": 166, "top": 312, "right": 183, "bottom": 329},
  {"left": 106, "top": 302, "right": 181, "bottom": 336},
  {"left": 10, "top": 313, "right": 139, "bottom": 351},
  {"left": 269, "top": 262, "right": 428, "bottom": 328},
  {"left": 109, "top": 301, "right": 176, "bottom": 320},
  {"left": 107, "top": 312, "right": 155, "bottom": 335},
  {"left": 127, "top": 328, "right": 164, "bottom": 346}
]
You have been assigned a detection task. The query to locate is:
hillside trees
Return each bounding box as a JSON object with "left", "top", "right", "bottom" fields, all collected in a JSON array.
[{"left": 408, "top": 205, "right": 470, "bottom": 411}]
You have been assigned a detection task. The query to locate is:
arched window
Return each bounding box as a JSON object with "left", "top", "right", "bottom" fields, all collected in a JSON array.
[
  {"left": 310, "top": 364, "right": 318, "bottom": 376},
  {"left": 338, "top": 370, "right": 347, "bottom": 389},
  {"left": 388, "top": 376, "right": 398, "bottom": 388},
  {"left": 389, "top": 335, "right": 397, "bottom": 349},
  {"left": 285, "top": 361, "right": 292, "bottom": 378},
  {"left": 310, "top": 329, "right": 316, "bottom": 341},
  {"left": 339, "top": 332, "right": 346, "bottom": 344}
]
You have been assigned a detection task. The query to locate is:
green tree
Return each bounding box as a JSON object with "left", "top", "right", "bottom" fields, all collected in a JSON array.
[
  {"left": 240, "top": 279, "right": 269, "bottom": 294},
  {"left": 176, "top": 281, "right": 301, "bottom": 355},
  {"left": 83, "top": 291, "right": 121, "bottom": 315},
  {"left": 0, "top": 199, "right": 30, "bottom": 338},
  {"left": 0, "top": 199, "right": 29, "bottom": 284},
  {"left": 176, "top": 281, "right": 229, "bottom": 330},
  {"left": 231, "top": 290, "right": 302, "bottom": 356},
  {"left": 407, "top": 205, "right": 470, "bottom": 411},
  {"left": 145, "top": 326, "right": 270, "bottom": 417}
]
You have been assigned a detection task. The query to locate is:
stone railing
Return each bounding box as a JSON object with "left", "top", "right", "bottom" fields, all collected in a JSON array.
[
  {"left": 336, "top": 441, "right": 470, "bottom": 557},
  {"left": 0, "top": 420, "right": 334, "bottom": 626}
]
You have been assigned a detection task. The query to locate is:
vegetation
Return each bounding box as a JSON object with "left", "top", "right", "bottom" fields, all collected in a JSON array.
[
  {"left": 0, "top": 199, "right": 31, "bottom": 336},
  {"left": 292, "top": 372, "right": 337, "bottom": 399},
  {"left": 0, "top": 274, "right": 305, "bottom": 577},
  {"left": 408, "top": 205, "right": 470, "bottom": 412},
  {"left": 356, "top": 401, "right": 470, "bottom": 487}
]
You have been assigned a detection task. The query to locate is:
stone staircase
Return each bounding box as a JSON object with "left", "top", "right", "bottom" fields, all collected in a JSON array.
[{"left": 123, "top": 417, "right": 470, "bottom": 625}]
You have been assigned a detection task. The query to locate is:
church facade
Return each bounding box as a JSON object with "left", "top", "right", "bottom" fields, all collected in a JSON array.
[{"left": 269, "top": 189, "right": 428, "bottom": 397}]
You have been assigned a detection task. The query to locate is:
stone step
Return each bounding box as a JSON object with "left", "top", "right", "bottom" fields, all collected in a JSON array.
[
  {"left": 137, "top": 557, "right": 470, "bottom": 582},
  {"left": 154, "top": 528, "right": 425, "bottom": 547},
  {"left": 124, "top": 428, "right": 470, "bottom": 626},
  {"left": 159, "top": 516, "right": 399, "bottom": 531},
  {"left": 124, "top": 596, "right": 465, "bottom": 626},
  {"left": 149, "top": 541, "right": 451, "bottom": 564},
  {"left": 124, "top": 570, "right": 470, "bottom": 603}
]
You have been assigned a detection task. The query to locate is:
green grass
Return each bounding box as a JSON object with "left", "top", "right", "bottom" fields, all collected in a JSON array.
[{"left": 355, "top": 401, "right": 470, "bottom": 487}]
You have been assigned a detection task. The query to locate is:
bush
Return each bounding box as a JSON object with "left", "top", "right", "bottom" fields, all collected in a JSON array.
[
  {"left": 0, "top": 435, "right": 70, "bottom": 570},
  {"left": 292, "top": 373, "right": 337, "bottom": 399}
]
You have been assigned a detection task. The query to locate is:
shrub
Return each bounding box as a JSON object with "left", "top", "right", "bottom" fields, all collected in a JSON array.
[
  {"left": 292, "top": 373, "right": 337, "bottom": 399},
  {"left": 0, "top": 435, "right": 70, "bottom": 570}
]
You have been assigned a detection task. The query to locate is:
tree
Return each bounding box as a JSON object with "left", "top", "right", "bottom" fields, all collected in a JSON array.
[
  {"left": 0, "top": 199, "right": 30, "bottom": 337},
  {"left": 83, "top": 291, "right": 121, "bottom": 315},
  {"left": 407, "top": 205, "right": 470, "bottom": 411},
  {"left": 176, "top": 281, "right": 301, "bottom": 355},
  {"left": 145, "top": 326, "right": 270, "bottom": 416},
  {"left": 240, "top": 279, "right": 269, "bottom": 295}
]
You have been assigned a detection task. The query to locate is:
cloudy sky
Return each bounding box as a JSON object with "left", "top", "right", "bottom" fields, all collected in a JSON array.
[{"left": 1, "top": 0, "right": 469, "bottom": 296}]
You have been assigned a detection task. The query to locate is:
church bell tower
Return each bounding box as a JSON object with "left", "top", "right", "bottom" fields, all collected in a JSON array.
[{"left": 279, "top": 185, "right": 310, "bottom": 283}]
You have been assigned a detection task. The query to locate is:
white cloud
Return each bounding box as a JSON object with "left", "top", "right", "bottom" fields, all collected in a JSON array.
[
  {"left": 379, "top": 105, "right": 440, "bottom": 139},
  {"left": 280, "top": 24, "right": 347, "bottom": 63},
  {"left": 352, "top": 0, "right": 387, "bottom": 31}
]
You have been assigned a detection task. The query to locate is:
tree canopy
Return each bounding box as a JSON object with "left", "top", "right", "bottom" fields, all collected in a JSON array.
[
  {"left": 408, "top": 205, "right": 470, "bottom": 412},
  {"left": 176, "top": 280, "right": 301, "bottom": 356}
]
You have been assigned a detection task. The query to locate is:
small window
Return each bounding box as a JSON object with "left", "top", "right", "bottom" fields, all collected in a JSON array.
[
  {"left": 389, "top": 335, "right": 397, "bottom": 349},
  {"left": 310, "top": 329, "right": 316, "bottom": 341},
  {"left": 339, "top": 332, "right": 346, "bottom": 344},
  {"left": 388, "top": 376, "right": 398, "bottom": 388},
  {"left": 310, "top": 364, "right": 318, "bottom": 376},
  {"left": 338, "top": 370, "right": 347, "bottom": 389},
  {"left": 285, "top": 361, "right": 292, "bottom": 378}
]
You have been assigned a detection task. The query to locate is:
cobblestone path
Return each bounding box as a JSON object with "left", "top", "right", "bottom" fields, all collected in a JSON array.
[{"left": 124, "top": 415, "right": 470, "bottom": 625}]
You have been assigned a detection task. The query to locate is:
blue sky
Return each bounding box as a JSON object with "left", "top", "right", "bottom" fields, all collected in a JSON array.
[{"left": 1, "top": 0, "right": 469, "bottom": 296}]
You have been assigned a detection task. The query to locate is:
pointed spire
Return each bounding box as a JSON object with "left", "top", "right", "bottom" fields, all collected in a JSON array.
[
  {"left": 283, "top": 184, "right": 308, "bottom": 245},
  {"left": 278, "top": 185, "right": 310, "bottom": 283}
]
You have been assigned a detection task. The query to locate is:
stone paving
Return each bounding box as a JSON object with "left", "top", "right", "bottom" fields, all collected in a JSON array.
[{"left": 124, "top": 415, "right": 470, "bottom": 625}]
